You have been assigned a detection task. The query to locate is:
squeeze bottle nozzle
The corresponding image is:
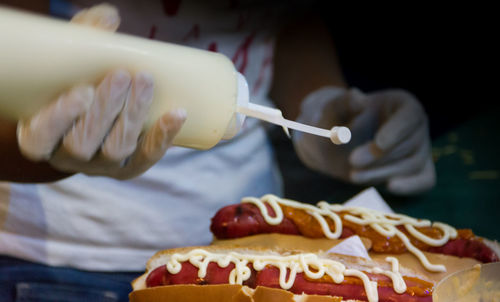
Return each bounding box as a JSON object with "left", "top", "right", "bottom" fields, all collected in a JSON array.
[{"left": 224, "top": 73, "right": 351, "bottom": 145}]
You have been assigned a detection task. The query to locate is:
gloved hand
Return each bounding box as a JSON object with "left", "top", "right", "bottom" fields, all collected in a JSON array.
[
  {"left": 16, "top": 4, "right": 186, "bottom": 179},
  {"left": 293, "top": 86, "right": 435, "bottom": 195}
]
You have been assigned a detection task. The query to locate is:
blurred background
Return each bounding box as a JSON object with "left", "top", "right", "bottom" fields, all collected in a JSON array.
[{"left": 270, "top": 3, "right": 500, "bottom": 241}]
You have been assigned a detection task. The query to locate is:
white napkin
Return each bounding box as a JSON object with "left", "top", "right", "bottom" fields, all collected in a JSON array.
[
  {"left": 325, "top": 187, "right": 394, "bottom": 259},
  {"left": 344, "top": 187, "right": 394, "bottom": 214},
  {"left": 327, "top": 235, "right": 371, "bottom": 260}
]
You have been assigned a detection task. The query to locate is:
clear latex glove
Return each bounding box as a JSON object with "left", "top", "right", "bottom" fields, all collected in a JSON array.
[
  {"left": 293, "top": 86, "right": 435, "bottom": 195},
  {"left": 17, "top": 4, "right": 187, "bottom": 180}
]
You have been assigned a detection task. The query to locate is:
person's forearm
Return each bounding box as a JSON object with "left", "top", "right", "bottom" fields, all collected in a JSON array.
[
  {"left": 270, "top": 15, "right": 347, "bottom": 120},
  {"left": 0, "top": 117, "right": 72, "bottom": 183}
]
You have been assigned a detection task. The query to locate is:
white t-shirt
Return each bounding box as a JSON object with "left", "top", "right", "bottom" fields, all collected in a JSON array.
[{"left": 0, "top": 0, "right": 290, "bottom": 271}]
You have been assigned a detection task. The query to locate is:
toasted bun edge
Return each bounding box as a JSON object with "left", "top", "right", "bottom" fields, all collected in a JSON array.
[{"left": 129, "top": 284, "right": 360, "bottom": 302}]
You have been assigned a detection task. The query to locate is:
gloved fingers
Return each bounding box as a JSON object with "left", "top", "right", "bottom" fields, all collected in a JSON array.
[
  {"left": 348, "top": 88, "right": 369, "bottom": 114},
  {"left": 62, "top": 69, "right": 132, "bottom": 161},
  {"left": 114, "top": 109, "right": 187, "bottom": 179},
  {"left": 50, "top": 107, "right": 184, "bottom": 177},
  {"left": 321, "top": 87, "right": 368, "bottom": 126},
  {"left": 70, "top": 3, "right": 121, "bottom": 32},
  {"left": 50, "top": 145, "right": 131, "bottom": 175},
  {"left": 298, "top": 87, "right": 345, "bottom": 127},
  {"left": 101, "top": 72, "right": 154, "bottom": 162},
  {"left": 299, "top": 87, "right": 367, "bottom": 129},
  {"left": 386, "top": 157, "right": 436, "bottom": 195},
  {"left": 17, "top": 85, "right": 94, "bottom": 161},
  {"left": 375, "top": 123, "right": 429, "bottom": 167},
  {"left": 349, "top": 142, "right": 383, "bottom": 169},
  {"left": 49, "top": 146, "right": 115, "bottom": 174},
  {"left": 350, "top": 121, "right": 428, "bottom": 169},
  {"left": 374, "top": 90, "right": 425, "bottom": 151},
  {"left": 293, "top": 129, "right": 353, "bottom": 182},
  {"left": 292, "top": 94, "right": 378, "bottom": 183},
  {"left": 345, "top": 103, "right": 379, "bottom": 145},
  {"left": 350, "top": 137, "right": 431, "bottom": 184}
]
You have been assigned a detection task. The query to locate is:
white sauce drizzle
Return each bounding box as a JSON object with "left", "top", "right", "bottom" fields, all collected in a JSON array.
[
  {"left": 368, "top": 257, "right": 407, "bottom": 294},
  {"left": 166, "top": 248, "right": 381, "bottom": 302},
  {"left": 241, "top": 194, "right": 458, "bottom": 273}
]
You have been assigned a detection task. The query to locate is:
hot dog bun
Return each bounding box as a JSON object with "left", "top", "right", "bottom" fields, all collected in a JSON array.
[
  {"left": 130, "top": 245, "right": 433, "bottom": 302},
  {"left": 212, "top": 233, "right": 372, "bottom": 252},
  {"left": 130, "top": 284, "right": 358, "bottom": 302}
]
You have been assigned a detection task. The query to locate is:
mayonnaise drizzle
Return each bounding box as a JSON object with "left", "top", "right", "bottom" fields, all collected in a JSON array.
[
  {"left": 369, "top": 257, "right": 407, "bottom": 294},
  {"left": 166, "top": 249, "right": 381, "bottom": 302},
  {"left": 241, "top": 194, "right": 458, "bottom": 272}
]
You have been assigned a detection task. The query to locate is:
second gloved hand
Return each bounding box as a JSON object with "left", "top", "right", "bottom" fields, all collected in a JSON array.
[{"left": 293, "top": 86, "right": 435, "bottom": 195}]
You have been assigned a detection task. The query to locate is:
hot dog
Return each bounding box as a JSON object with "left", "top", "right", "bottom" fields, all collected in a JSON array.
[
  {"left": 130, "top": 246, "right": 435, "bottom": 302},
  {"left": 210, "top": 195, "right": 500, "bottom": 274}
]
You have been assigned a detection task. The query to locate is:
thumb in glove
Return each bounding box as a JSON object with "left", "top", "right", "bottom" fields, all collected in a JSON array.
[{"left": 70, "top": 3, "right": 120, "bottom": 31}]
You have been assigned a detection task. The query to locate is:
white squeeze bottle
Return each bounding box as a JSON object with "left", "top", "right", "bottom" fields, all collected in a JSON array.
[{"left": 0, "top": 6, "right": 351, "bottom": 150}]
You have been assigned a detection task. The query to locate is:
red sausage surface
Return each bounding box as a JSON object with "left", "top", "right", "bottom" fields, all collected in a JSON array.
[
  {"left": 210, "top": 203, "right": 499, "bottom": 263},
  {"left": 145, "top": 262, "right": 432, "bottom": 302}
]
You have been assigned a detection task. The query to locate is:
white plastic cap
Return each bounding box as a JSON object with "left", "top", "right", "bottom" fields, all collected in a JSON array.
[
  {"left": 330, "top": 126, "right": 351, "bottom": 145},
  {"left": 222, "top": 72, "right": 249, "bottom": 140}
]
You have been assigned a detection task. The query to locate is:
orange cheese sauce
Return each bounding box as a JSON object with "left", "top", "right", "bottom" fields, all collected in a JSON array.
[
  {"left": 303, "top": 274, "right": 433, "bottom": 297},
  {"left": 281, "top": 205, "right": 473, "bottom": 253}
]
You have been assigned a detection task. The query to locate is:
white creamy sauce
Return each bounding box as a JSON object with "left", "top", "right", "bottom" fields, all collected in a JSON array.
[
  {"left": 242, "top": 194, "right": 458, "bottom": 273},
  {"left": 166, "top": 249, "right": 408, "bottom": 302},
  {"left": 368, "top": 257, "right": 407, "bottom": 294}
]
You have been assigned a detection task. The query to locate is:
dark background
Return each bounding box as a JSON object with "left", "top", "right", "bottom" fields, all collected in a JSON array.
[
  {"left": 325, "top": 5, "right": 498, "bottom": 140},
  {"left": 270, "top": 5, "right": 500, "bottom": 240}
]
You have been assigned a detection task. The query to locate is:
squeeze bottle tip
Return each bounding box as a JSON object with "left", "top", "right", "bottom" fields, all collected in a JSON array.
[
  {"left": 330, "top": 126, "right": 351, "bottom": 145},
  {"left": 237, "top": 101, "right": 351, "bottom": 145}
]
